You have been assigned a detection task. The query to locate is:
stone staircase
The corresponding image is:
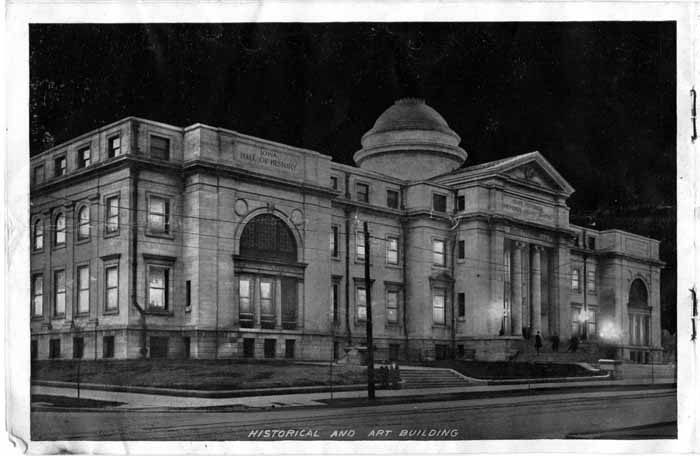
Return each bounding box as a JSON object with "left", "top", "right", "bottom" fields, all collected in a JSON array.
[
  {"left": 398, "top": 368, "right": 474, "bottom": 389},
  {"left": 511, "top": 340, "right": 605, "bottom": 364}
]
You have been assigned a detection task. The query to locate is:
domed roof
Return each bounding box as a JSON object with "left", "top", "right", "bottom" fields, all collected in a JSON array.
[{"left": 363, "top": 98, "right": 459, "bottom": 139}]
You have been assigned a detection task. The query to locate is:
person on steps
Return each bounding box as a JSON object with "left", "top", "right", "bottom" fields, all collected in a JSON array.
[{"left": 535, "top": 331, "right": 543, "bottom": 355}]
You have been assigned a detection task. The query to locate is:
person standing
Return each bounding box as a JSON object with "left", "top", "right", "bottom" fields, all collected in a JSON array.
[
  {"left": 535, "top": 331, "right": 543, "bottom": 355},
  {"left": 551, "top": 333, "right": 560, "bottom": 352}
]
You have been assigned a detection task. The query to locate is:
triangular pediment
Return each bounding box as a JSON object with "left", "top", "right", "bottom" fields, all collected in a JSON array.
[{"left": 504, "top": 162, "right": 563, "bottom": 192}]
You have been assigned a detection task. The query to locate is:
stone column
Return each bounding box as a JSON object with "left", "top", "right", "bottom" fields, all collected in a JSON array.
[
  {"left": 531, "top": 245, "right": 542, "bottom": 335},
  {"left": 254, "top": 276, "right": 261, "bottom": 328},
  {"left": 511, "top": 242, "right": 525, "bottom": 336},
  {"left": 275, "top": 276, "right": 283, "bottom": 328}
]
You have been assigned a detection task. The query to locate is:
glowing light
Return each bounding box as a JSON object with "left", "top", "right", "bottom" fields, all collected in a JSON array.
[{"left": 599, "top": 320, "right": 621, "bottom": 340}]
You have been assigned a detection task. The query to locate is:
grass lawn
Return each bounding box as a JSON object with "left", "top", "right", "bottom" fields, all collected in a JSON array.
[
  {"left": 32, "top": 394, "right": 125, "bottom": 408},
  {"left": 411, "top": 360, "right": 601, "bottom": 379},
  {"left": 32, "top": 359, "right": 367, "bottom": 390}
]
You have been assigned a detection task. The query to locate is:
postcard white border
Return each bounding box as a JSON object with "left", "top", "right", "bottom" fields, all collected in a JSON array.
[{"left": 3, "top": 1, "right": 697, "bottom": 455}]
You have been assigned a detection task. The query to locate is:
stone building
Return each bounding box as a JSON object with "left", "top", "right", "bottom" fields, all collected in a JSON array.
[{"left": 29, "top": 99, "right": 664, "bottom": 362}]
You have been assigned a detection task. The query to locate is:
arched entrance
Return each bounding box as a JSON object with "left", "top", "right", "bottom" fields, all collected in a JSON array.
[
  {"left": 628, "top": 279, "right": 651, "bottom": 361},
  {"left": 235, "top": 214, "right": 304, "bottom": 333}
]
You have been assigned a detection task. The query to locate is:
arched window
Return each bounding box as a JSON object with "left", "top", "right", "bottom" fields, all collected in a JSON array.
[
  {"left": 54, "top": 213, "right": 66, "bottom": 246},
  {"left": 77, "top": 206, "right": 90, "bottom": 240},
  {"left": 240, "top": 214, "right": 297, "bottom": 263},
  {"left": 629, "top": 279, "right": 648, "bottom": 308},
  {"left": 33, "top": 219, "right": 43, "bottom": 250}
]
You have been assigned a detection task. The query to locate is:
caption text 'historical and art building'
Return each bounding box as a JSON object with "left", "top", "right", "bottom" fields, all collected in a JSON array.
[{"left": 29, "top": 99, "right": 664, "bottom": 363}]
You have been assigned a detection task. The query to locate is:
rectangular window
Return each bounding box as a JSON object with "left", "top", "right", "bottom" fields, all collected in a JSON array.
[
  {"left": 330, "top": 176, "right": 338, "bottom": 190},
  {"left": 432, "top": 288, "right": 446, "bottom": 324},
  {"left": 587, "top": 265, "right": 596, "bottom": 293},
  {"left": 285, "top": 340, "right": 295, "bottom": 359},
  {"left": 185, "top": 280, "right": 191, "bottom": 310},
  {"left": 105, "top": 266, "right": 119, "bottom": 311},
  {"left": 457, "top": 195, "right": 465, "bottom": 211},
  {"left": 264, "top": 339, "right": 276, "bottom": 359},
  {"left": 147, "top": 266, "right": 169, "bottom": 310},
  {"left": 239, "top": 278, "right": 253, "bottom": 328},
  {"left": 54, "top": 156, "right": 66, "bottom": 177},
  {"left": 458, "top": 292, "right": 466, "bottom": 318},
  {"left": 386, "top": 190, "right": 399, "bottom": 209},
  {"left": 73, "top": 337, "right": 84, "bottom": 359},
  {"left": 356, "top": 183, "right": 369, "bottom": 203},
  {"left": 243, "top": 338, "right": 255, "bottom": 358},
  {"left": 32, "top": 274, "right": 43, "bottom": 317},
  {"left": 588, "top": 237, "right": 596, "bottom": 250},
  {"left": 183, "top": 337, "right": 191, "bottom": 358},
  {"left": 386, "top": 289, "right": 398, "bottom": 323},
  {"left": 76, "top": 265, "right": 90, "bottom": 314},
  {"left": 103, "top": 336, "right": 115, "bottom": 358},
  {"left": 78, "top": 146, "right": 91, "bottom": 168},
  {"left": 105, "top": 196, "right": 119, "bottom": 233},
  {"left": 330, "top": 225, "right": 339, "bottom": 257},
  {"left": 77, "top": 206, "right": 90, "bottom": 240},
  {"left": 433, "top": 193, "right": 447, "bottom": 212},
  {"left": 108, "top": 136, "right": 121, "bottom": 158},
  {"left": 150, "top": 135, "right": 170, "bottom": 160},
  {"left": 260, "top": 279, "right": 275, "bottom": 329},
  {"left": 386, "top": 236, "right": 399, "bottom": 265},
  {"left": 31, "top": 340, "right": 38, "bottom": 360},
  {"left": 49, "top": 339, "right": 61, "bottom": 359},
  {"left": 148, "top": 196, "right": 170, "bottom": 234},
  {"left": 356, "top": 286, "right": 367, "bottom": 321},
  {"left": 571, "top": 268, "right": 581, "bottom": 293},
  {"left": 332, "top": 283, "right": 339, "bottom": 324},
  {"left": 33, "top": 165, "right": 44, "bottom": 185},
  {"left": 54, "top": 270, "right": 66, "bottom": 316},
  {"left": 33, "top": 220, "right": 44, "bottom": 250},
  {"left": 356, "top": 231, "right": 365, "bottom": 261},
  {"left": 54, "top": 214, "right": 66, "bottom": 246},
  {"left": 587, "top": 308, "right": 598, "bottom": 338},
  {"left": 432, "top": 239, "right": 445, "bottom": 266},
  {"left": 571, "top": 306, "right": 583, "bottom": 337},
  {"left": 458, "top": 240, "right": 465, "bottom": 259},
  {"left": 281, "top": 277, "right": 298, "bottom": 329}
]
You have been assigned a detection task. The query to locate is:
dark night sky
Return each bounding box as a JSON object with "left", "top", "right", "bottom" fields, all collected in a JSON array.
[{"left": 29, "top": 23, "right": 677, "bottom": 330}]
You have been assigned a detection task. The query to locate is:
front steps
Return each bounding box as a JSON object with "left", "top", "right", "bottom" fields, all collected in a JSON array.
[{"left": 398, "top": 367, "right": 475, "bottom": 389}]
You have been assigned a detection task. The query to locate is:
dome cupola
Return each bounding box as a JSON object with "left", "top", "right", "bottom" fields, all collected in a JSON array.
[{"left": 354, "top": 98, "right": 467, "bottom": 180}]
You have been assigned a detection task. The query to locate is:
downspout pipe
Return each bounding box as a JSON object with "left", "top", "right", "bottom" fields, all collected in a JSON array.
[
  {"left": 130, "top": 165, "right": 146, "bottom": 357},
  {"left": 344, "top": 172, "right": 352, "bottom": 345}
]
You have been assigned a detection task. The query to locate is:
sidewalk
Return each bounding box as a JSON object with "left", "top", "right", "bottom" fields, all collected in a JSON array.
[{"left": 31, "top": 377, "right": 675, "bottom": 411}]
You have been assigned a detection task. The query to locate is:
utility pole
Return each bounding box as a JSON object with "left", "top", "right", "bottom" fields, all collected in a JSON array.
[{"left": 364, "top": 221, "right": 375, "bottom": 400}]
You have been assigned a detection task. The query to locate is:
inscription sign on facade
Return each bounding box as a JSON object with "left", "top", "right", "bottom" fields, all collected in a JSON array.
[
  {"left": 235, "top": 143, "right": 301, "bottom": 176},
  {"left": 502, "top": 196, "right": 553, "bottom": 224}
]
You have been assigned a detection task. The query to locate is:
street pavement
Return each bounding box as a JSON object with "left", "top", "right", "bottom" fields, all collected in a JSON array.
[
  {"left": 31, "top": 377, "right": 675, "bottom": 410},
  {"left": 31, "top": 385, "right": 677, "bottom": 440}
]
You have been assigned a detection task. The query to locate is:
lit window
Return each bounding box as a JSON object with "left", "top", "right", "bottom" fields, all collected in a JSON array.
[
  {"left": 55, "top": 156, "right": 66, "bottom": 177},
  {"left": 77, "top": 206, "right": 90, "bottom": 240},
  {"left": 432, "top": 239, "right": 445, "bottom": 266},
  {"left": 587, "top": 264, "right": 596, "bottom": 293},
  {"left": 356, "top": 286, "right": 366, "bottom": 321},
  {"left": 33, "top": 219, "right": 44, "bottom": 250},
  {"left": 239, "top": 277, "right": 253, "bottom": 328},
  {"left": 76, "top": 265, "right": 90, "bottom": 314},
  {"left": 54, "top": 270, "right": 66, "bottom": 316},
  {"left": 78, "top": 146, "right": 91, "bottom": 168},
  {"left": 105, "top": 196, "right": 119, "bottom": 233},
  {"left": 386, "top": 289, "right": 398, "bottom": 323},
  {"left": 356, "top": 183, "right": 369, "bottom": 203},
  {"left": 432, "top": 288, "right": 446, "bottom": 324},
  {"left": 330, "top": 226, "right": 339, "bottom": 257},
  {"left": 260, "top": 279, "right": 274, "bottom": 328},
  {"left": 32, "top": 274, "right": 43, "bottom": 316},
  {"left": 108, "top": 136, "right": 121, "bottom": 158},
  {"left": 386, "top": 190, "right": 399, "bottom": 209},
  {"left": 54, "top": 213, "right": 66, "bottom": 246},
  {"left": 356, "top": 231, "right": 365, "bottom": 261},
  {"left": 148, "top": 266, "right": 169, "bottom": 310},
  {"left": 150, "top": 135, "right": 170, "bottom": 160},
  {"left": 571, "top": 268, "right": 581, "bottom": 292},
  {"left": 386, "top": 236, "right": 399, "bottom": 265},
  {"left": 148, "top": 196, "right": 170, "bottom": 234},
  {"left": 105, "top": 266, "right": 119, "bottom": 311},
  {"left": 433, "top": 193, "right": 447, "bottom": 212}
]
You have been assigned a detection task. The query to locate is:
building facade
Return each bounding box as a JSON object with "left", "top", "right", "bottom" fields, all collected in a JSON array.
[{"left": 29, "top": 99, "right": 664, "bottom": 363}]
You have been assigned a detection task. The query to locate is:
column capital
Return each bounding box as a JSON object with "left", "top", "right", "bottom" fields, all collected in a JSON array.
[
  {"left": 514, "top": 241, "right": 527, "bottom": 250},
  {"left": 532, "top": 244, "right": 545, "bottom": 253}
]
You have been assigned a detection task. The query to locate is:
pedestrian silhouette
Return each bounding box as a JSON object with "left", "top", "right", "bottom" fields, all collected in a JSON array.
[
  {"left": 534, "top": 331, "right": 543, "bottom": 355},
  {"left": 567, "top": 335, "right": 579, "bottom": 352},
  {"left": 551, "top": 333, "right": 560, "bottom": 352}
]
